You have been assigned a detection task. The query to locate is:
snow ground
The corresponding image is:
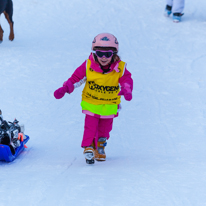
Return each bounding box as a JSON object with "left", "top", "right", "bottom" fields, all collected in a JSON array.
[{"left": 0, "top": 0, "right": 206, "bottom": 205}]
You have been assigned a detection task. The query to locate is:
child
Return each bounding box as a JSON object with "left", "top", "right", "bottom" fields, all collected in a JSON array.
[
  {"left": 164, "top": 0, "right": 185, "bottom": 22},
  {"left": 54, "top": 33, "right": 133, "bottom": 164}
]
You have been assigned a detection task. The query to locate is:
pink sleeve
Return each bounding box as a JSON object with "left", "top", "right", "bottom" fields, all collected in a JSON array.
[
  {"left": 119, "top": 67, "right": 133, "bottom": 91},
  {"left": 66, "top": 61, "right": 87, "bottom": 84}
]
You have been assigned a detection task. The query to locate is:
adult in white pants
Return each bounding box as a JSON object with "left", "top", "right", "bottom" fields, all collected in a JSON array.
[
  {"left": 165, "top": 0, "right": 185, "bottom": 22},
  {"left": 166, "top": 0, "right": 185, "bottom": 14}
]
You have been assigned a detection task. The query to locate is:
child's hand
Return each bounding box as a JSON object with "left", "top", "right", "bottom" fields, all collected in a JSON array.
[
  {"left": 118, "top": 83, "right": 132, "bottom": 101},
  {"left": 54, "top": 80, "right": 74, "bottom": 99},
  {"left": 54, "top": 86, "right": 68, "bottom": 99}
]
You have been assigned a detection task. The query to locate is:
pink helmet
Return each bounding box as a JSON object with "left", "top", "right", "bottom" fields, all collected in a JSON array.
[{"left": 92, "top": 33, "right": 119, "bottom": 52}]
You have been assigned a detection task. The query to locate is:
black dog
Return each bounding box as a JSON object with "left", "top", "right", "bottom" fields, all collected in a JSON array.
[{"left": 0, "top": 0, "right": 14, "bottom": 42}]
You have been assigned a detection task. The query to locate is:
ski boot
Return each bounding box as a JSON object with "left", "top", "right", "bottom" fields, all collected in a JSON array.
[
  {"left": 164, "top": 5, "right": 172, "bottom": 17},
  {"left": 95, "top": 137, "right": 107, "bottom": 161},
  {"left": 83, "top": 146, "right": 95, "bottom": 164},
  {"left": 173, "top": 13, "right": 184, "bottom": 23}
]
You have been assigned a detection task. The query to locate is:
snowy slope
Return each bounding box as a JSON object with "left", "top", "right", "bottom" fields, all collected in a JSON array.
[{"left": 0, "top": 0, "right": 206, "bottom": 205}]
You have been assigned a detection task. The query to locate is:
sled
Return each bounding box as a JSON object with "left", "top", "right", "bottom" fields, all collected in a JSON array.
[{"left": 0, "top": 135, "right": 29, "bottom": 162}]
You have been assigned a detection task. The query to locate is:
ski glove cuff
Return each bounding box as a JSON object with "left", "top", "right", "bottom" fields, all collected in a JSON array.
[
  {"left": 63, "top": 80, "right": 74, "bottom": 94},
  {"left": 118, "top": 83, "right": 132, "bottom": 101}
]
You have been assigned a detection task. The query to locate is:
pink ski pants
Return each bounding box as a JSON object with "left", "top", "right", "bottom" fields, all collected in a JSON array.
[{"left": 81, "top": 115, "right": 113, "bottom": 148}]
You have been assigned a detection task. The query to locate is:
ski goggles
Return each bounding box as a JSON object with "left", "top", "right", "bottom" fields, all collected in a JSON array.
[{"left": 94, "top": 50, "right": 114, "bottom": 58}]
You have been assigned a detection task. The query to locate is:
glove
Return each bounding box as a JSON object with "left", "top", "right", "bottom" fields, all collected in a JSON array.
[
  {"left": 118, "top": 83, "right": 132, "bottom": 101},
  {"left": 54, "top": 86, "right": 68, "bottom": 99},
  {"left": 54, "top": 80, "right": 74, "bottom": 99}
]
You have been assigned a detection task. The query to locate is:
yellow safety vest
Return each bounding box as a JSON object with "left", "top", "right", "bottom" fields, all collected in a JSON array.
[{"left": 81, "top": 59, "right": 126, "bottom": 116}]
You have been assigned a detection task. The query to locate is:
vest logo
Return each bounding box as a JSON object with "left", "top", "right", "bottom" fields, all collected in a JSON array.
[
  {"left": 88, "top": 81, "right": 119, "bottom": 93},
  {"left": 89, "top": 68, "right": 94, "bottom": 72}
]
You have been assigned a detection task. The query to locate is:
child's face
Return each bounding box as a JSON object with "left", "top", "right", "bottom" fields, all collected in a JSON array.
[
  {"left": 94, "top": 49, "right": 114, "bottom": 66},
  {"left": 97, "top": 56, "right": 112, "bottom": 66}
]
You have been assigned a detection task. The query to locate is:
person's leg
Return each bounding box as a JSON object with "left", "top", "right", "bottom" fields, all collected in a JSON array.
[
  {"left": 172, "top": 0, "right": 185, "bottom": 13},
  {"left": 165, "top": 0, "right": 173, "bottom": 16},
  {"left": 172, "top": 0, "right": 185, "bottom": 22},
  {"left": 166, "top": 0, "right": 173, "bottom": 7},
  {"left": 94, "top": 118, "right": 113, "bottom": 161},
  {"left": 97, "top": 118, "right": 113, "bottom": 141},
  {"left": 81, "top": 115, "right": 99, "bottom": 147}
]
